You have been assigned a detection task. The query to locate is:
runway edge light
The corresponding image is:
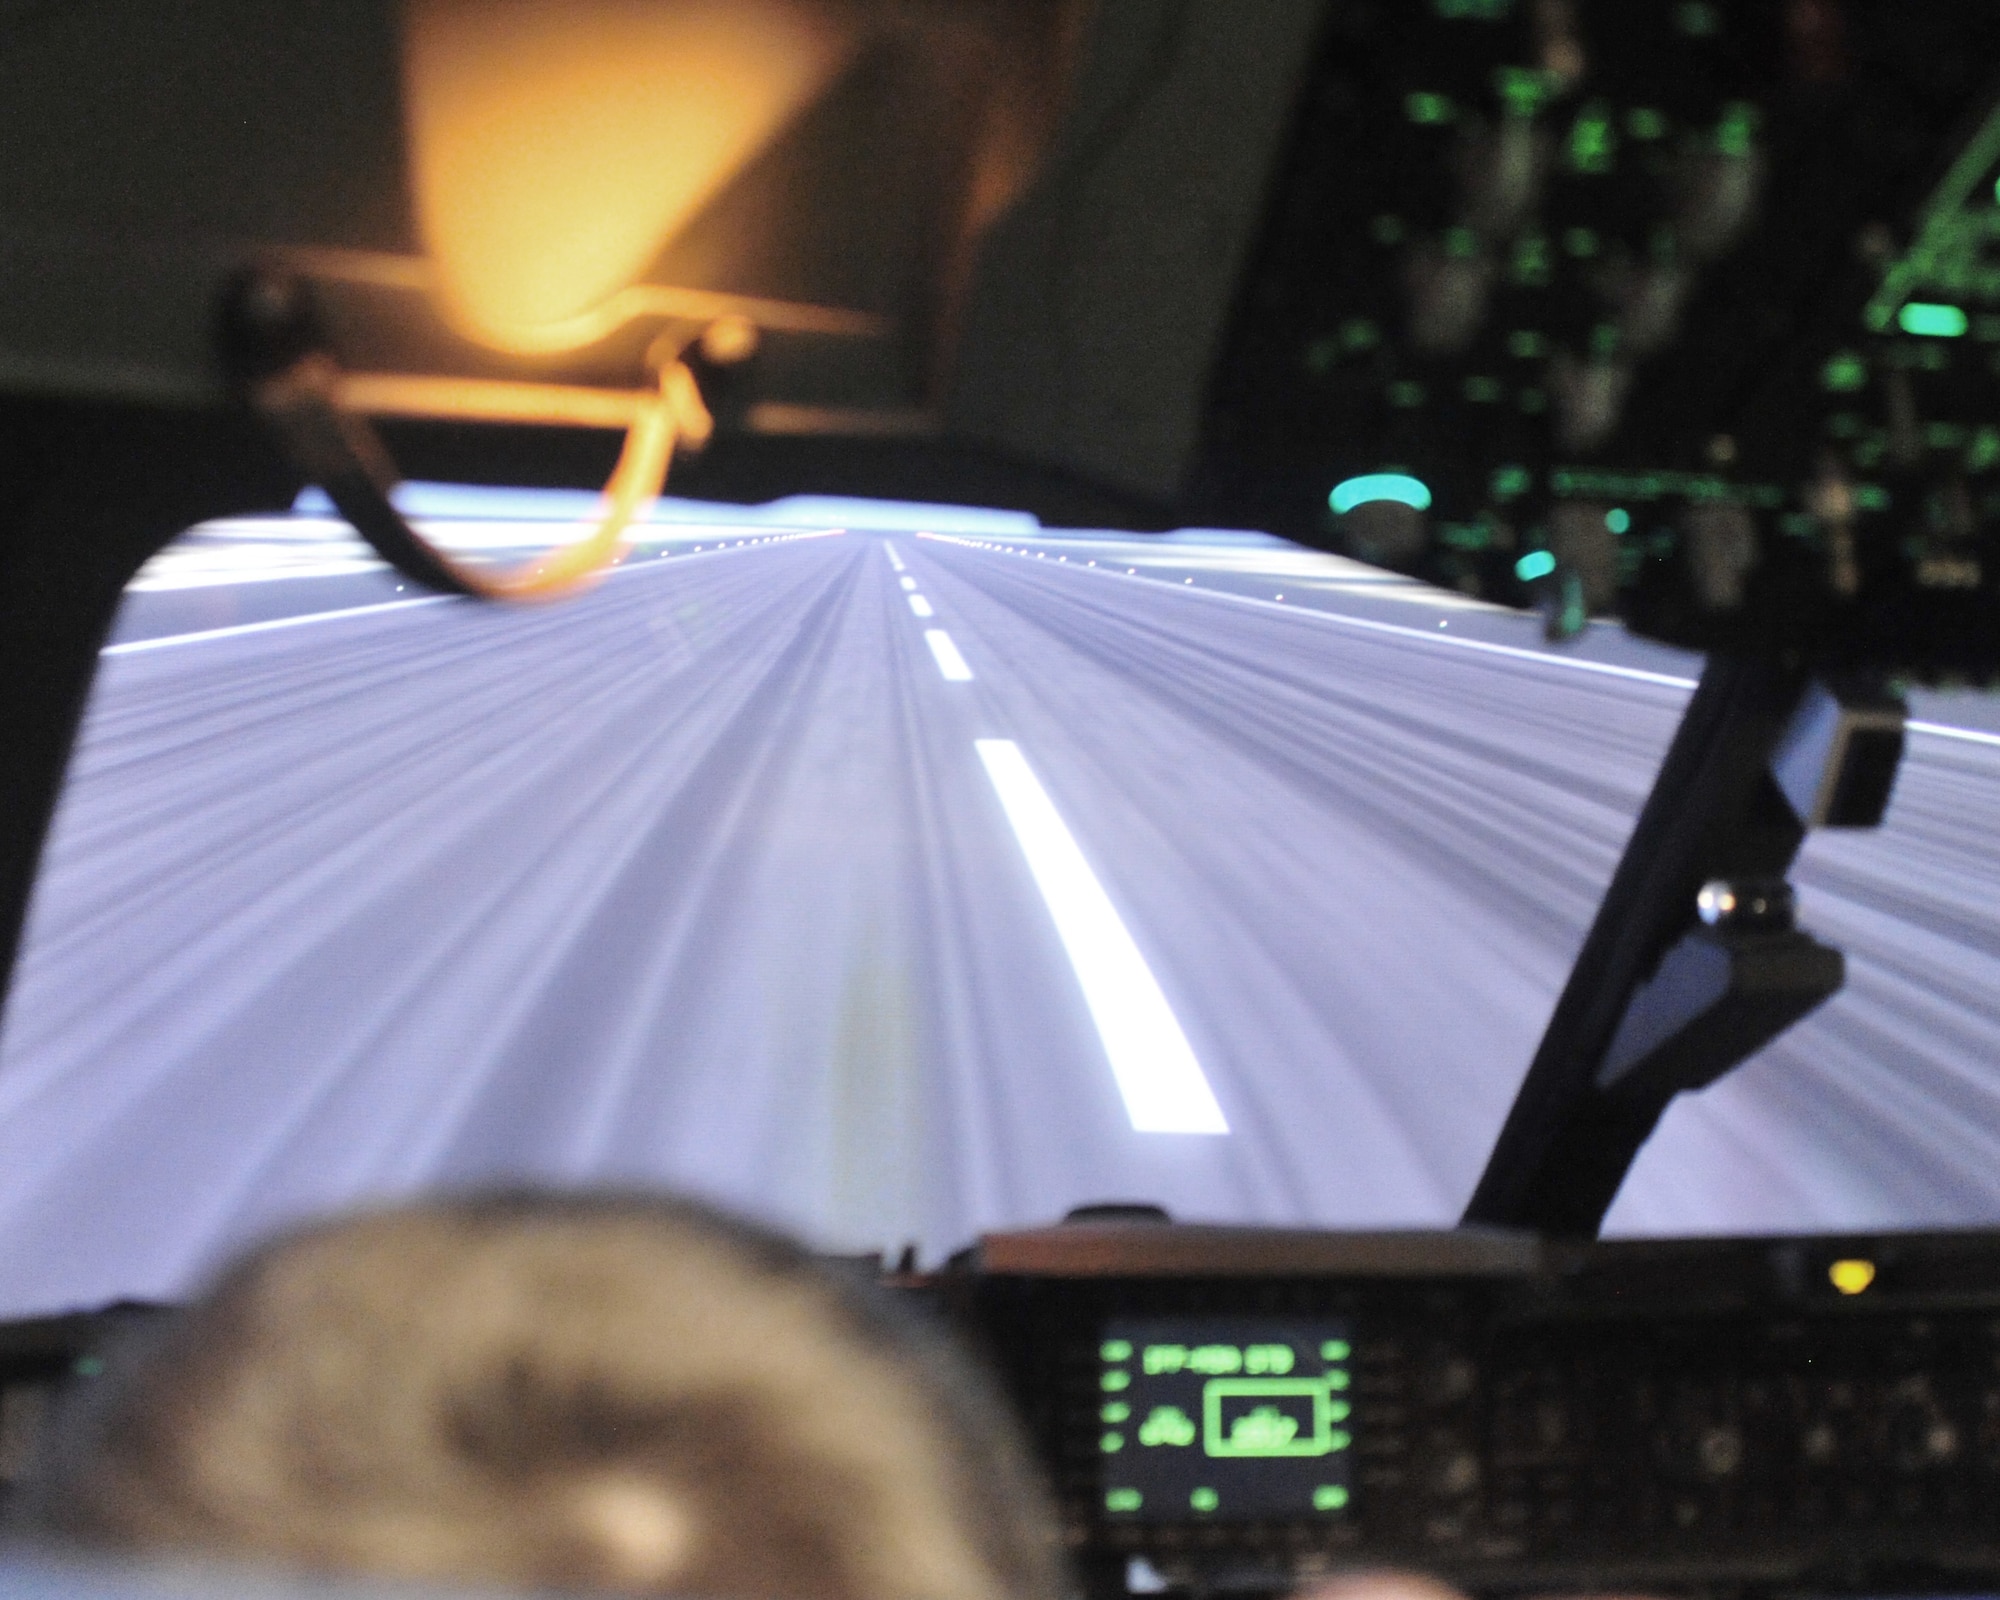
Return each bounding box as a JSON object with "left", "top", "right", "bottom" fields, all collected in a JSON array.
[{"left": 1330, "top": 473, "right": 1433, "bottom": 516}]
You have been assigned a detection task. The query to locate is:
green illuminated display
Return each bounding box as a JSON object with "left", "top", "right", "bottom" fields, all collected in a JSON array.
[
  {"left": 1406, "top": 92, "right": 1456, "bottom": 126},
  {"left": 1901, "top": 302, "right": 1969, "bottom": 338},
  {"left": 1517, "top": 551, "right": 1558, "bottom": 581},
  {"left": 1606, "top": 508, "right": 1632, "bottom": 534},
  {"left": 1203, "top": 1379, "right": 1349, "bottom": 1459},
  {"left": 1101, "top": 1319, "right": 1354, "bottom": 1523},
  {"left": 1138, "top": 1406, "right": 1197, "bottom": 1447}
]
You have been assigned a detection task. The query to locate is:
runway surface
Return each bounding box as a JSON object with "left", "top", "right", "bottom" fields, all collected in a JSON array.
[{"left": 2, "top": 518, "right": 1999, "bottom": 1314}]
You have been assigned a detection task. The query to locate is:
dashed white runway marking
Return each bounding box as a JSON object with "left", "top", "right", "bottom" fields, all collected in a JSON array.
[
  {"left": 975, "top": 739, "right": 1227, "bottom": 1137},
  {"left": 909, "top": 594, "right": 935, "bottom": 618},
  {"left": 924, "top": 630, "right": 974, "bottom": 682}
]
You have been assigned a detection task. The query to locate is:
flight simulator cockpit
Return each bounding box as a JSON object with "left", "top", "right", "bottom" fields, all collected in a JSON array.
[{"left": 6, "top": 2, "right": 2000, "bottom": 1596}]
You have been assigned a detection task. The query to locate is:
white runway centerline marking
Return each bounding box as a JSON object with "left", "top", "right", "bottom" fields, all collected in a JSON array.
[
  {"left": 900, "top": 576, "right": 918, "bottom": 591},
  {"left": 885, "top": 545, "right": 906, "bottom": 571},
  {"left": 974, "top": 739, "right": 1228, "bottom": 1136},
  {"left": 908, "top": 594, "right": 935, "bottom": 618},
  {"left": 924, "top": 630, "right": 974, "bottom": 682}
]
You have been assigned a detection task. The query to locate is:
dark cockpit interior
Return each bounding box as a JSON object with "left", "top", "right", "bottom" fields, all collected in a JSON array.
[{"left": 8, "top": 2, "right": 2000, "bottom": 1596}]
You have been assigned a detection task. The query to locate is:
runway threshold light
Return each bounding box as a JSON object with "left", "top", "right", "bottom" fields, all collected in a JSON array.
[{"left": 1330, "top": 474, "right": 1433, "bottom": 516}]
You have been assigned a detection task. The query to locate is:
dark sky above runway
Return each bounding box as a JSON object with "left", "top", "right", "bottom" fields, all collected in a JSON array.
[{"left": 1, "top": 508, "right": 1998, "bottom": 1316}]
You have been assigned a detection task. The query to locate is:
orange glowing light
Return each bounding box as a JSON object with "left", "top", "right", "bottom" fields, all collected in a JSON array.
[{"left": 403, "top": 0, "right": 855, "bottom": 354}]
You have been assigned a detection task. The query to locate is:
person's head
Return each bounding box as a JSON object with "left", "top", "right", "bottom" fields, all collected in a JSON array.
[{"left": 18, "top": 1192, "right": 1063, "bottom": 1600}]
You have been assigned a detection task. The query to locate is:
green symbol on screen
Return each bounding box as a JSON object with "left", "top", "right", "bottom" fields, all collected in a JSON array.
[
  {"left": 1101, "top": 1432, "right": 1125, "bottom": 1454},
  {"left": 1102, "top": 1402, "right": 1131, "bottom": 1424},
  {"left": 1232, "top": 1406, "right": 1300, "bottom": 1450},
  {"left": 1102, "top": 1371, "right": 1130, "bottom": 1392},
  {"left": 1314, "top": 1486, "right": 1351, "bottom": 1512},
  {"left": 1204, "top": 1378, "right": 1339, "bottom": 1458},
  {"left": 1101, "top": 1340, "right": 1133, "bottom": 1363},
  {"left": 1191, "top": 1488, "right": 1220, "bottom": 1514},
  {"left": 1329, "top": 1370, "right": 1351, "bottom": 1390},
  {"left": 1139, "top": 1406, "right": 1198, "bottom": 1448},
  {"left": 1105, "top": 1489, "right": 1143, "bottom": 1514}
]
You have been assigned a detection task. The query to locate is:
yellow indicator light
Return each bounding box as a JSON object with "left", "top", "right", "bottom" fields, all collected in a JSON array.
[{"left": 1829, "top": 1259, "right": 1877, "bottom": 1296}]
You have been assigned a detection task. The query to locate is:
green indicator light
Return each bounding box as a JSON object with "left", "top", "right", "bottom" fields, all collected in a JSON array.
[
  {"left": 1100, "top": 1340, "right": 1133, "bottom": 1363},
  {"left": 1320, "top": 1340, "right": 1352, "bottom": 1362},
  {"left": 1900, "top": 303, "right": 1969, "bottom": 337},
  {"left": 1606, "top": 508, "right": 1632, "bottom": 534},
  {"left": 1407, "top": 92, "right": 1456, "bottom": 126},
  {"left": 1139, "top": 1406, "right": 1198, "bottom": 1448},
  {"left": 1716, "top": 101, "right": 1760, "bottom": 157},
  {"left": 1388, "top": 381, "right": 1427, "bottom": 409},
  {"left": 1676, "top": 1, "right": 1720, "bottom": 34},
  {"left": 1105, "top": 1489, "right": 1143, "bottom": 1514},
  {"left": 1507, "top": 330, "right": 1546, "bottom": 359},
  {"left": 1517, "top": 550, "right": 1558, "bottom": 581},
  {"left": 1492, "top": 465, "right": 1532, "bottom": 501},
  {"left": 1627, "top": 108, "right": 1667, "bottom": 141},
  {"left": 73, "top": 1355, "right": 105, "bottom": 1378},
  {"left": 1341, "top": 318, "right": 1381, "bottom": 352},
  {"left": 1102, "top": 1402, "right": 1131, "bottom": 1424},
  {"left": 1330, "top": 1430, "right": 1353, "bottom": 1451},
  {"left": 1314, "top": 1485, "right": 1350, "bottom": 1511},
  {"left": 1329, "top": 1370, "right": 1351, "bottom": 1390},
  {"left": 1822, "top": 350, "right": 1868, "bottom": 391},
  {"left": 1102, "top": 1371, "right": 1131, "bottom": 1392},
  {"left": 1444, "top": 226, "right": 1479, "bottom": 260},
  {"left": 1101, "top": 1432, "right": 1125, "bottom": 1454},
  {"left": 1564, "top": 227, "right": 1600, "bottom": 258},
  {"left": 1569, "top": 102, "right": 1617, "bottom": 174},
  {"left": 1332, "top": 473, "right": 1433, "bottom": 515},
  {"left": 1590, "top": 323, "right": 1622, "bottom": 358},
  {"left": 1512, "top": 235, "right": 1551, "bottom": 286},
  {"left": 1494, "top": 66, "right": 1553, "bottom": 119},
  {"left": 1854, "top": 485, "right": 1892, "bottom": 512},
  {"left": 1330, "top": 1399, "right": 1352, "bottom": 1422},
  {"left": 1190, "top": 1488, "right": 1220, "bottom": 1514},
  {"left": 1970, "top": 428, "right": 2000, "bottom": 472}
]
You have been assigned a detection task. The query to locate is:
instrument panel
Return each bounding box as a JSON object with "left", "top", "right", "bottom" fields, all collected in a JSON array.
[{"left": 949, "top": 1224, "right": 2000, "bottom": 1596}]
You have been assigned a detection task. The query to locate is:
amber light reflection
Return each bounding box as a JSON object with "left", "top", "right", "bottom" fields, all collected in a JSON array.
[{"left": 404, "top": 0, "right": 856, "bottom": 354}]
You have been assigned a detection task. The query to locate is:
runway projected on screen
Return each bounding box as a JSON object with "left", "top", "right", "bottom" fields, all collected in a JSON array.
[{"left": 975, "top": 739, "right": 1227, "bottom": 1135}]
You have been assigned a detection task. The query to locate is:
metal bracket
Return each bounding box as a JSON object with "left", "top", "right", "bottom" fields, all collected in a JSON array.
[{"left": 1463, "top": 655, "right": 1906, "bottom": 1237}]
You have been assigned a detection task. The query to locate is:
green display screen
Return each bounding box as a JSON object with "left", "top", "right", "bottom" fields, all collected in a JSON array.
[{"left": 1098, "top": 1319, "right": 1354, "bottom": 1522}]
